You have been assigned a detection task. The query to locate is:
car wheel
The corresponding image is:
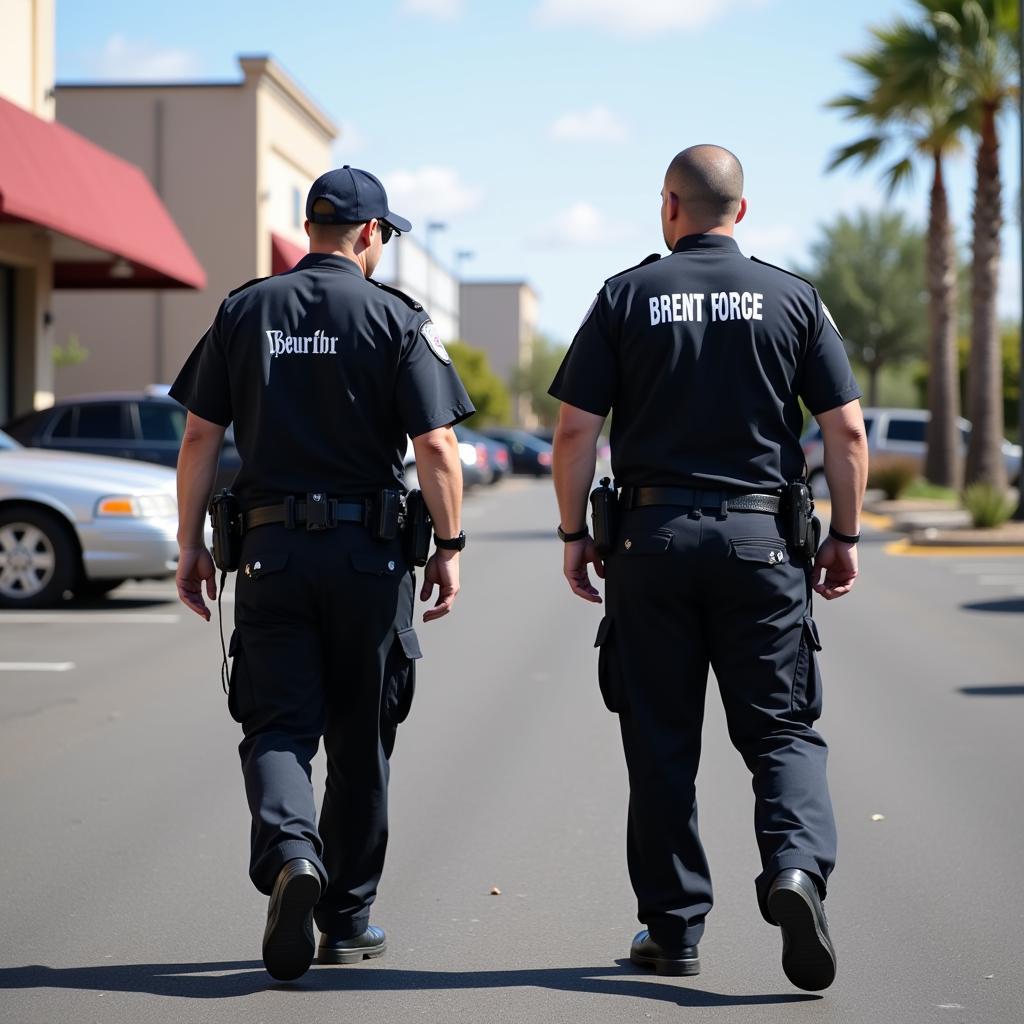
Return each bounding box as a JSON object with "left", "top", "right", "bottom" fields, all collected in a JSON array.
[
  {"left": 0, "top": 507, "right": 78, "bottom": 609},
  {"left": 807, "top": 470, "right": 829, "bottom": 500}
]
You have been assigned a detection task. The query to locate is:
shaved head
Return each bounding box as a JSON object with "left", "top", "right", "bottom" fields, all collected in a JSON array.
[{"left": 664, "top": 145, "right": 744, "bottom": 224}]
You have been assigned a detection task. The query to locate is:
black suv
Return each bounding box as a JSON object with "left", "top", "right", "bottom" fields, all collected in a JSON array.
[{"left": 3, "top": 388, "right": 240, "bottom": 492}]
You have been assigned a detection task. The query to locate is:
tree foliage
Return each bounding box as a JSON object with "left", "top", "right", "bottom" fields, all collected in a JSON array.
[
  {"left": 512, "top": 335, "right": 569, "bottom": 427},
  {"left": 801, "top": 211, "right": 928, "bottom": 406},
  {"left": 444, "top": 341, "right": 511, "bottom": 426}
]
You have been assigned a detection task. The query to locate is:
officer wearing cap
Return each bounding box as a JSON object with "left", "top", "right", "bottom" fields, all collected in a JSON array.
[
  {"left": 549, "top": 145, "right": 868, "bottom": 992},
  {"left": 171, "top": 166, "right": 474, "bottom": 981}
]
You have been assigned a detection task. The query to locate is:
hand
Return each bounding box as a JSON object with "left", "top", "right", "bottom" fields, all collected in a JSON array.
[
  {"left": 420, "top": 549, "right": 460, "bottom": 622},
  {"left": 811, "top": 537, "right": 858, "bottom": 600},
  {"left": 563, "top": 536, "right": 605, "bottom": 603},
  {"left": 176, "top": 545, "right": 217, "bottom": 620}
]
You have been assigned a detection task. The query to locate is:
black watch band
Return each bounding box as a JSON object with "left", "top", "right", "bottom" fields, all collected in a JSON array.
[
  {"left": 828, "top": 525, "right": 861, "bottom": 545},
  {"left": 557, "top": 525, "right": 589, "bottom": 543},
  {"left": 434, "top": 530, "right": 466, "bottom": 551}
]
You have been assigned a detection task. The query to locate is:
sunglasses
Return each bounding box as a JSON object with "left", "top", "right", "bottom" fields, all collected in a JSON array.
[{"left": 380, "top": 221, "right": 397, "bottom": 245}]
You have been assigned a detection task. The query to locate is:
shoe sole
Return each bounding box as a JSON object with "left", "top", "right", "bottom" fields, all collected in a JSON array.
[
  {"left": 767, "top": 882, "right": 837, "bottom": 992},
  {"left": 629, "top": 950, "right": 700, "bottom": 977},
  {"left": 262, "top": 867, "right": 321, "bottom": 981},
  {"left": 317, "top": 942, "right": 388, "bottom": 965}
]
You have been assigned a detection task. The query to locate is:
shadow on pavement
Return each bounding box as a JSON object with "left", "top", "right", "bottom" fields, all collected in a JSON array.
[
  {"left": 958, "top": 684, "right": 1024, "bottom": 697},
  {"left": 0, "top": 960, "right": 819, "bottom": 1007},
  {"left": 961, "top": 598, "right": 1024, "bottom": 614}
]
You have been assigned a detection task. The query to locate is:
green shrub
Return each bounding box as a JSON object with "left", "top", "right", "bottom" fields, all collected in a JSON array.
[
  {"left": 962, "top": 484, "right": 1015, "bottom": 529},
  {"left": 901, "top": 479, "right": 960, "bottom": 502},
  {"left": 867, "top": 458, "right": 919, "bottom": 500}
]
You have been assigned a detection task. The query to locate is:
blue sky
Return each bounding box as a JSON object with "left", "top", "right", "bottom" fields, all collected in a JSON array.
[{"left": 56, "top": 0, "right": 1022, "bottom": 347}]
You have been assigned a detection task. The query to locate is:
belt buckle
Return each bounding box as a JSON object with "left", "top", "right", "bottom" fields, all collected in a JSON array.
[{"left": 305, "top": 492, "right": 332, "bottom": 531}]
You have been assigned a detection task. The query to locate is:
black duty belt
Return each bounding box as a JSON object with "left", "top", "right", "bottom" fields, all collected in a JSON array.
[
  {"left": 623, "top": 486, "right": 782, "bottom": 515},
  {"left": 244, "top": 496, "right": 370, "bottom": 532}
]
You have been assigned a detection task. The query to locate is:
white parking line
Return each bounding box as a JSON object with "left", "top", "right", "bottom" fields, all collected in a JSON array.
[
  {"left": 0, "top": 662, "right": 75, "bottom": 671},
  {"left": 0, "top": 613, "right": 180, "bottom": 625}
]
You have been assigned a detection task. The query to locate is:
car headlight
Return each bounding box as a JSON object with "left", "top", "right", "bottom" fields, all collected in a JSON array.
[{"left": 96, "top": 494, "right": 177, "bottom": 518}]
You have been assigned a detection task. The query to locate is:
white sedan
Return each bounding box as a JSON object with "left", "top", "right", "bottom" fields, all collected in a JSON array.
[{"left": 0, "top": 429, "right": 180, "bottom": 608}]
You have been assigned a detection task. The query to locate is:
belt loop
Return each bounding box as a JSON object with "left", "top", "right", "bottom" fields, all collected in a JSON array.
[
  {"left": 719, "top": 497, "right": 729, "bottom": 519},
  {"left": 284, "top": 495, "right": 296, "bottom": 530}
]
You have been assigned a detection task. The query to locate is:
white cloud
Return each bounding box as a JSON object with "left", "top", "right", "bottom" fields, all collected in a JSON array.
[
  {"left": 85, "top": 34, "right": 201, "bottom": 80},
  {"left": 548, "top": 105, "right": 628, "bottom": 143},
  {"left": 332, "top": 121, "right": 368, "bottom": 159},
  {"left": 531, "top": 201, "right": 632, "bottom": 248},
  {"left": 400, "top": 0, "right": 462, "bottom": 17},
  {"left": 534, "top": 0, "right": 765, "bottom": 35},
  {"left": 382, "top": 166, "right": 484, "bottom": 220}
]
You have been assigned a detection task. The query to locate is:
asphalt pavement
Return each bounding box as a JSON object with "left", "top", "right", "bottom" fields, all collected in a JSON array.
[{"left": 1, "top": 478, "right": 1022, "bottom": 1023}]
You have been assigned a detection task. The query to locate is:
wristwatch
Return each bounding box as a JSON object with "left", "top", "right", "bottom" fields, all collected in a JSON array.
[
  {"left": 557, "top": 525, "right": 589, "bottom": 542},
  {"left": 434, "top": 530, "right": 466, "bottom": 551}
]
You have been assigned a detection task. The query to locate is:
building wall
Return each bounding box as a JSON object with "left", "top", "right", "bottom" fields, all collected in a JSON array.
[
  {"left": 52, "top": 59, "right": 333, "bottom": 397},
  {"left": 0, "top": 0, "right": 55, "bottom": 120},
  {"left": 375, "top": 236, "right": 459, "bottom": 342}
]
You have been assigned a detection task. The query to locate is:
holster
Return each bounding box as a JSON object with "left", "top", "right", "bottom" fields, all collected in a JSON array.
[
  {"left": 402, "top": 489, "right": 432, "bottom": 567},
  {"left": 209, "top": 489, "right": 242, "bottom": 572},
  {"left": 370, "top": 489, "right": 402, "bottom": 541},
  {"left": 590, "top": 477, "right": 619, "bottom": 555},
  {"left": 785, "top": 481, "right": 819, "bottom": 562}
]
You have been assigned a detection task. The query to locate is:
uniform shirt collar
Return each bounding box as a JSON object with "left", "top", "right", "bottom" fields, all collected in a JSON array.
[
  {"left": 295, "top": 252, "right": 366, "bottom": 276},
  {"left": 672, "top": 234, "right": 741, "bottom": 254}
]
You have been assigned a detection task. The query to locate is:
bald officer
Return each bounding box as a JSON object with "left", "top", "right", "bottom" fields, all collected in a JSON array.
[
  {"left": 172, "top": 166, "right": 473, "bottom": 981},
  {"left": 550, "top": 145, "right": 867, "bottom": 992}
]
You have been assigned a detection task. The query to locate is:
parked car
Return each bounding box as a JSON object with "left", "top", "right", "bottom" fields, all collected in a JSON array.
[
  {"left": 3, "top": 387, "right": 241, "bottom": 493},
  {"left": 480, "top": 428, "right": 553, "bottom": 476},
  {"left": 455, "top": 425, "right": 509, "bottom": 485},
  {"left": 0, "top": 429, "right": 180, "bottom": 607},
  {"left": 801, "top": 407, "right": 1022, "bottom": 496}
]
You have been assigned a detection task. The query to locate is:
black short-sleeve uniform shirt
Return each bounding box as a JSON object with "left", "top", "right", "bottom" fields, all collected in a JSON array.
[
  {"left": 170, "top": 253, "right": 474, "bottom": 509},
  {"left": 549, "top": 234, "right": 861, "bottom": 492}
]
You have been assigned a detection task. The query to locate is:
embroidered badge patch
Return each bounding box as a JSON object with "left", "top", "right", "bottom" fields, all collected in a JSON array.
[{"left": 421, "top": 320, "right": 451, "bottom": 364}]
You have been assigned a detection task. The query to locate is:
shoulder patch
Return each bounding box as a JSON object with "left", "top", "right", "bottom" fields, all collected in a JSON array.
[
  {"left": 604, "top": 253, "right": 661, "bottom": 283},
  {"left": 228, "top": 275, "right": 269, "bottom": 297},
  {"left": 371, "top": 279, "right": 424, "bottom": 312},
  {"left": 420, "top": 320, "right": 451, "bottom": 364},
  {"left": 749, "top": 256, "right": 816, "bottom": 289}
]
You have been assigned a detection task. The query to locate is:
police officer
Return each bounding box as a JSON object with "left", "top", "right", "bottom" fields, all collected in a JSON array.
[
  {"left": 549, "top": 145, "right": 868, "bottom": 992},
  {"left": 171, "top": 166, "right": 474, "bottom": 981}
]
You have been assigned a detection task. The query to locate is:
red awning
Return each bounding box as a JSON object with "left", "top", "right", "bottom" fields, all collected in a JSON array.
[
  {"left": 0, "top": 95, "right": 206, "bottom": 289},
  {"left": 271, "top": 232, "right": 306, "bottom": 274}
]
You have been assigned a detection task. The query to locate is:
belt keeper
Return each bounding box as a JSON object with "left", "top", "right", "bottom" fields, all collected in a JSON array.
[
  {"left": 719, "top": 498, "right": 729, "bottom": 519},
  {"left": 284, "top": 495, "right": 296, "bottom": 530}
]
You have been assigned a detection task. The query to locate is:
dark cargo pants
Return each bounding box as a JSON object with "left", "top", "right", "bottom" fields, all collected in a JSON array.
[
  {"left": 227, "top": 522, "right": 420, "bottom": 939},
  {"left": 596, "top": 504, "right": 837, "bottom": 948}
]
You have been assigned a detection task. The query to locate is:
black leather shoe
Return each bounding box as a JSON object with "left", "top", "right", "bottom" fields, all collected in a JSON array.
[
  {"left": 318, "top": 925, "right": 387, "bottom": 965},
  {"left": 262, "top": 859, "right": 321, "bottom": 981},
  {"left": 629, "top": 930, "right": 700, "bottom": 976},
  {"left": 767, "top": 868, "right": 837, "bottom": 991}
]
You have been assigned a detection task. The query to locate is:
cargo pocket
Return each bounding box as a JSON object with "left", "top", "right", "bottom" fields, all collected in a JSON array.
[
  {"left": 226, "top": 628, "right": 246, "bottom": 724},
  {"left": 595, "top": 616, "right": 628, "bottom": 714},
  {"left": 351, "top": 549, "right": 402, "bottom": 577},
  {"left": 382, "top": 626, "right": 422, "bottom": 729},
  {"left": 730, "top": 537, "right": 789, "bottom": 567},
  {"left": 239, "top": 550, "right": 289, "bottom": 580},
  {"left": 791, "top": 615, "right": 823, "bottom": 720},
  {"left": 616, "top": 531, "right": 672, "bottom": 557}
]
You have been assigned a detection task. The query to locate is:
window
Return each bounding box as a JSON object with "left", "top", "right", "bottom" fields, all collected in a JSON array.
[
  {"left": 292, "top": 187, "right": 302, "bottom": 229},
  {"left": 138, "top": 402, "right": 185, "bottom": 442},
  {"left": 50, "top": 407, "right": 74, "bottom": 439},
  {"left": 885, "top": 418, "right": 926, "bottom": 443},
  {"left": 862, "top": 417, "right": 874, "bottom": 438},
  {"left": 75, "top": 403, "right": 127, "bottom": 440}
]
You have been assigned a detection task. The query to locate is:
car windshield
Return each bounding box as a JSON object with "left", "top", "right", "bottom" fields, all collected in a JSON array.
[{"left": 0, "top": 430, "right": 22, "bottom": 451}]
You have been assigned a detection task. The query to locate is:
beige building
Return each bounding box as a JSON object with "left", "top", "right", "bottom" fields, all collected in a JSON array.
[
  {"left": 460, "top": 281, "right": 539, "bottom": 423},
  {"left": 0, "top": 0, "right": 202, "bottom": 423},
  {"left": 53, "top": 56, "right": 336, "bottom": 395}
]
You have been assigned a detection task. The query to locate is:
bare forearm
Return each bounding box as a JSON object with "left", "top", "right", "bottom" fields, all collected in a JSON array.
[
  {"left": 413, "top": 428, "right": 463, "bottom": 539},
  {"left": 553, "top": 424, "right": 599, "bottom": 533},
  {"left": 176, "top": 431, "right": 223, "bottom": 548},
  {"left": 822, "top": 434, "right": 868, "bottom": 536}
]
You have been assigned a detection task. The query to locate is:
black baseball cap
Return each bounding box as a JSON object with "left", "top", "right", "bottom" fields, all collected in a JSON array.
[{"left": 305, "top": 166, "right": 412, "bottom": 234}]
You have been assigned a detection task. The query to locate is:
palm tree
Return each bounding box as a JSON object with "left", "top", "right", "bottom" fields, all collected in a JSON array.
[
  {"left": 827, "top": 18, "right": 968, "bottom": 487},
  {"left": 919, "top": 0, "right": 1018, "bottom": 488}
]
